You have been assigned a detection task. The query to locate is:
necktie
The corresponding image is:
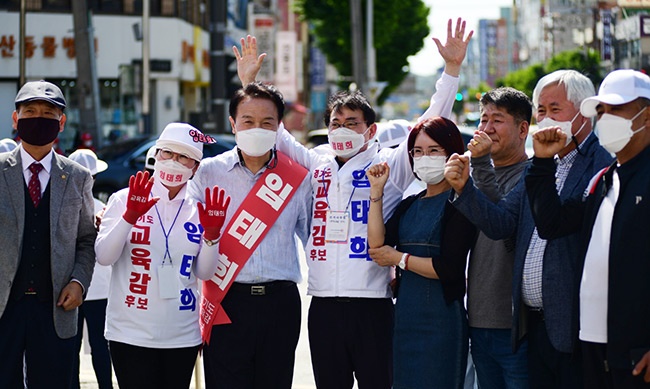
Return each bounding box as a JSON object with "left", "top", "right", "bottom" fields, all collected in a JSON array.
[{"left": 28, "top": 163, "right": 43, "bottom": 208}]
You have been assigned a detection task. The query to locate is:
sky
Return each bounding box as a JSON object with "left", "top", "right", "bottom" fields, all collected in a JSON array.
[{"left": 408, "top": 0, "right": 514, "bottom": 76}]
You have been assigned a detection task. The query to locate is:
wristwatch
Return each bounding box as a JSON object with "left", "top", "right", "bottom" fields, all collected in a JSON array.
[
  {"left": 398, "top": 253, "right": 407, "bottom": 270},
  {"left": 202, "top": 235, "right": 221, "bottom": 247}
]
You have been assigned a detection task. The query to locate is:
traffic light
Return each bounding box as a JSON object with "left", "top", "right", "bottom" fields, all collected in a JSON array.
[
  {"left": 455, "top": 92, "right": 463, "bottom": 102},
  {"left": 225, "top": 54, "right": 241, "bottom": 98}
]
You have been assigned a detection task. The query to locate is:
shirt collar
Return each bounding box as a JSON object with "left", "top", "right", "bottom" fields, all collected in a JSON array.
[
  {"left": 19, "top": 144, "right": 54, "bottom": 174},
  {"left": 227, "top": 147, "right": 277, "bottom": 172}
]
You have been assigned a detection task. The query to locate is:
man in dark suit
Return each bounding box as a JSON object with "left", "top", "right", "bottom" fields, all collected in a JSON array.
[
  {"left": 445, "top": 70, "right": 614, "bottom": 389},
  {"left": 0, "top": 80, "right": 96, "bottom": 388}
]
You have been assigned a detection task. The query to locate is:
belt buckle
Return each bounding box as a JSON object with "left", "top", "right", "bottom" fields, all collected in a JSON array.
[
  {"left": 24, "top": 291, "right": 37, "bottom": 295},
  {"left": 251, "top": 285, "right": 266, "bottom": 296}
]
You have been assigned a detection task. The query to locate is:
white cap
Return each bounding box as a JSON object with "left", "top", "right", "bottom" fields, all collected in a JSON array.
[
  {"left": 376, "top": 119, "right": 412, "bottom": 149},
  {"left": 68, "top": 149, "right": 108, "bottom": 175},
  {"left": 145, "top": 145, "right": 156, "bottom": 171},
  {"left": 155, "top": 123, "right": 206, "bottom": 162},
  {"left": 0, "top": 138, "right": 18, "bottom": 153},
  {"left": 581, "top": 69, "right": 650, "bottom": 117}
]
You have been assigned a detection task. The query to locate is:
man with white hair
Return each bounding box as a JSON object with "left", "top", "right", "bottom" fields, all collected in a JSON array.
[
  {"left": 445, "top": 69, "right": 613, "bottom": 388},
  {"left": 526, "top": 68, "right": 650, "bottom": 388}
]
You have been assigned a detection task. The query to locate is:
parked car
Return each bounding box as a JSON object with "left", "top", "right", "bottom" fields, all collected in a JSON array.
[{"left": 93, "top": 133, "right": 236, "bottom": 202}]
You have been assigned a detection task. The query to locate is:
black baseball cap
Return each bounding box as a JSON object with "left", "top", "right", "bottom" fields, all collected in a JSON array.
[{"left": 14, "top": 80, "right": 66, "bottom": 110}]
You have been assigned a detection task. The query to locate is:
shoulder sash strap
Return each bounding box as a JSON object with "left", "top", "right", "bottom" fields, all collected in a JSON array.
[{"left": 200, "top": 151, "right": 308, "bottom": 344}]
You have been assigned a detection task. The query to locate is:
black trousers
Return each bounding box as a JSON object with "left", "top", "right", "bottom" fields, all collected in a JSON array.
[
  {"left": 0, "top": 295, "right": 76, "bottom": 389},
  {"left": 109, "top": 340, "right": 200, "bottom": 389},
  {"left": 71, "top": 298, "right": 113, "bottom": 389},
  {"left": 582, "top": 341, "right": 650, "bottom": 389},
  {"left": 308, "top": 296, "right": 394, "bottom": 389},
  {"left": 203, "top": 281, "right": 301, "bottom": 389},
  {"left": 526, "top": 307, "right": 583, "bottom": 389}
]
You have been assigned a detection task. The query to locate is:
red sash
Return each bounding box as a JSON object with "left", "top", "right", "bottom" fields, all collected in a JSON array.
[{"left": 200, "top": 151, "right": 308, "bottom": 344}]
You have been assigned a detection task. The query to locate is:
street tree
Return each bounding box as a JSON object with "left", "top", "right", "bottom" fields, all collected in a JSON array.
[
  {"left": 496, "top": 48, "right": 601, "bottom": 97},
  {"left": 295, "top": 0, "right": 430, "bottom": 104}
]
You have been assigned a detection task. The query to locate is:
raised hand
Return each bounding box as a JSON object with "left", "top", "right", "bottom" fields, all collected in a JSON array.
[
  {"left": 433, "top": 18, "right": 474, "bottom": 77},
  {"left": 198, "top": 186, "right": 231, "bottom": 241},
  {"left": 366, "top": 162, "right": 390, "bottom": 190},
  {"left": 444, "top": 153, "right": 470, "bottom": 194},
  {"left": 122, "top": 171, "right": 159, "bottom": 225},
  {"left": 233, "top": 35, "right": 267, "bottom": 86},
  {"left": 532, "top": 127, "right": 567, "bottom": 158},
  {"left": 468, "top": 131, "right": 493, "bottom": 158}
]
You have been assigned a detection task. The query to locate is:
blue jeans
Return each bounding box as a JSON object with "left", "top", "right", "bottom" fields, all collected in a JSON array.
[{"left": 470, "top": 327, "right": 529, "bottom": 389}]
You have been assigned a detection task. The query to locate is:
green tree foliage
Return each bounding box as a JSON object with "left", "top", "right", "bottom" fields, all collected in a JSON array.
[
  {"left": 295, "top": 0, "right": 430, "bottom": 104},
  {"left": 545, "top": 48, "right": 602, "bottom": 86},
  {"left": 496, "top": 63, "right": 545, "bottom": 97},
  {"left": 495, "top": 48, "right": 602, "bottom": 97}
]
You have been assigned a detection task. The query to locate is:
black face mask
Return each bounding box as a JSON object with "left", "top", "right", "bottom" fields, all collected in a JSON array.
[{"left": 17, "top": 117, "right": 60, "bottom": 146}]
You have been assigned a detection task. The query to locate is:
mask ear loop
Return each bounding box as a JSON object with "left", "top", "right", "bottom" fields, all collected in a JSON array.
[
  {"left": 359, "top": 125, "right": 374, "bottom": 149},
  {"left": 570, "top": 113, "right": 588, "bottom": 155},
  {"left": 629, "top": 106, "right": 648, "bottom": 136}
]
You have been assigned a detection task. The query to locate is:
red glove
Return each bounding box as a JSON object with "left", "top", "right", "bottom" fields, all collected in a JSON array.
[
  {"left": 122, "top": 171, "right": 159, "bottom": 224},
  {"left": 198, "top": 186, "right": 231, "bottom": 241}
]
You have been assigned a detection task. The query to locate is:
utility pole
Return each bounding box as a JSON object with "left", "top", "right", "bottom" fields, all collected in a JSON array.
[
  {"left": 210, "top": 0, "right": 228, "bottom": 133},
  {"left": 350, "top": 0, "right": 366, "bottom": 93},
  {"left": 72, "top": 1, "right": 102, "bottom": 148},
  {"left": 366, "top": 0, "right": 376, "bottom": 88},
  {"left": 19, "top": 0, "right": 25, "bottom": 87},
  {"left": 142, "top": 0, "right": 151, "bottom": 134}
]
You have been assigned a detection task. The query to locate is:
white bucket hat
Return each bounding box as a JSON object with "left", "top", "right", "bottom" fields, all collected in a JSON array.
[
  {"left": 0, "top": 138, "right": 18, "bottom": 153},
  {"left": 68, "top": 149, "right": 108, "bottom": 175}
]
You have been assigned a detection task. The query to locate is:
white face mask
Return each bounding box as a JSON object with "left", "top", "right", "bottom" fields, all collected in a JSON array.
[
  {"left": 328, "top": 127, "right": 370, "bottom": 159},
  {"left": 537, "top": 111, "right": 585, "bottom": 147},
  {"left": 236, "top": 128, "right": 277, "bottom": 157},
  {"left": 154, "top": 159, "right": 194, "bottom": 187},
  {"left": 595, "top": 107, "right": 647, "bottom": 154},
  {"left": 413, "top": 155, "right": 446, "bottom": 185}
]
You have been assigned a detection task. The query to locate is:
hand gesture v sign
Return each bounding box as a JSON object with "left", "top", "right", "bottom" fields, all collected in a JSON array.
[
  {"left": 233, "top": 35, "right": 266, "bottom": 86},
  {"left": 433, "top": 18, "right": 474, "bottom": 77}
]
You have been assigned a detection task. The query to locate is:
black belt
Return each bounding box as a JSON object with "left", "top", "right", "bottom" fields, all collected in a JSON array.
[
  {"left": 229, "top": 281, "right": 295, "bottom": 296},
  {"left": 527, "top": 306, "right": 545, "bottom": 322},
  {"left": 313, "top": 296, "right": 387, "bottom": 303}
]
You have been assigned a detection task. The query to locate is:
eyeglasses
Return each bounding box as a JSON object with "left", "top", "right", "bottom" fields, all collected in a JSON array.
[
  {"left": 158, "top": 148, "right": 197, "bottom": 167},
  {"left": 409, "top": 147, "right": 446, "bottom": 159},
  {"left": 328, "top": 121, "right": 362, "bottom": 130}
]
